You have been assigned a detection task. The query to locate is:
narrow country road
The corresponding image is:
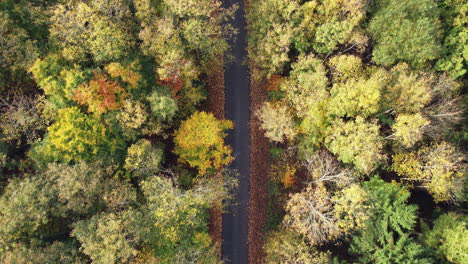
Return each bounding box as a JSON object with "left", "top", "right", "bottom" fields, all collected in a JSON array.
[{"left": 222, "top": 0, "right": 250, "bottom": 263}]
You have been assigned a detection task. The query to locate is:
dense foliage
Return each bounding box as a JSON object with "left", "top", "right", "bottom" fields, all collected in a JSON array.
[
  {"left": 248, "top": 0, "right": 467, "bottom": 263},
  {"left": 0, "top": 0, "right": 235, "bottom": 262}
]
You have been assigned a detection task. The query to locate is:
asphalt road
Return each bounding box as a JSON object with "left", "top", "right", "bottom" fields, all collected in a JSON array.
[{"left": 221, "top": 0, "right": 250, "bottom": 263}]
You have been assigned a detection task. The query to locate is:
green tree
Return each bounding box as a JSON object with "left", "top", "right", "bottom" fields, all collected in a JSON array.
[
  {"left": 350, "top": 177, "right": 434, "bottom": 264},
  {"left": 422, "top": 213, "right": 467, "bottom": 264},
  {"left": 435, "top": 0, "right": 468, "bottom": 78},
  {"left": 45, "top": 162, "right": 115, "bottom": 215},
  {"left": 0, "top": 95, "right": 50, "bottom": 146},
  {"left": 174, "top": 111, "right": 233, "bottom": 174},
  {"left": 0, "top": 175, "right": 60, "bottom": 250},
  {"left": 141, "top": 175, "right": 227, "bottom": 261},
  {"left": 325, "top": 117, "right": 384, "bottom": 174},
  {"left": 369, "top": 0, "right": 443, "bottom": 68}
]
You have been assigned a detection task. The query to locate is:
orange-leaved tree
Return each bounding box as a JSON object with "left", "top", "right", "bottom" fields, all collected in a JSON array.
[
  {"left": 73, "top": 73, "right": 127, "bottom": 115},
  {"left": 174, "top": 111, "right": 233, "bottom": 174}
]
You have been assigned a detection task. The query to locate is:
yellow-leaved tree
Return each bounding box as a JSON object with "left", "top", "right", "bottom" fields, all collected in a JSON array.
[{"left": 174, "top": 111, "right": 233, "bottom": 174}]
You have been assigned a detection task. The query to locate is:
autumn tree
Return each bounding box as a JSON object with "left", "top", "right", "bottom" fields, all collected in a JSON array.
[
  {"left": 325, "top": 117, "right": 384, "bottom": 174},
  {"left": 117, "top": 99, "right": 148, "bottom": 140},
  {"left": 368, "top": 0, "right": 442, "bottom": 68},
  {"left": 264, "top": 229, "right": 331, "bottom": 264},
  {"left": 303, "top": 149, "right": 356, "bottom": 188},
  {"left": 73, "top": 73, "right": 127, "bottom": 116},
  {"left": 124, "top": 139, "right": 164, "bottom": 178},
  {"left": 283, "top": 183, "right": 369, "bottom": 245},
  {"left": 29, "top": 54, "right": 93, "bottom": 108},
  {"left": 392, "top": 142, "right": 465, "bottom": 202},
  {"left": 257, "top": 102, "right": 297, "bottom": 143},
  {"left": 281, "top": 55, "right": 329, "bottom": 118},
  {"left": 328, "top": 65, "right": 388, "bottom": 118},
  {"left": 72, "top": 209, "right": 145, "bottom": 264},
  {"left": 0, "top": 95, "right": 50, "bottom": 146},
  {"left": 50, "top": 0, "right": 136, "bottom": 62},
  {"left": 350, "top": 177, "right": 433, "bottom": 264},
  {"left": 30, "top": 107, "right": 125, "bottom": 166},
  {"left": 383, "top": 63, "right": 433, "bottom": 114},
  {"left": 174, "top": 111, "right": 233, "bottom": 174},
  {"left": 389, "top": 113, "right": 430, "bottom": 148}
]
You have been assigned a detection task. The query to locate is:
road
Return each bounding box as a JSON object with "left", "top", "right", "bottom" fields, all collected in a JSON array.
[{"left": 222, "top": 0, "right": 250, "bottom": 263}]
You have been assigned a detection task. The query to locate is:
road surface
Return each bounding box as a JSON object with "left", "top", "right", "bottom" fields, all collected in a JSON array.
[{"left": 222, "top": 0, "right": 250, "bottom": 263}]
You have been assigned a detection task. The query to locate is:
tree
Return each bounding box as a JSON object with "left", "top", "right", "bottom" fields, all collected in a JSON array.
[
  {"left": 332, "top": 184, "right": 370, "bottom": 234},
  {"left": 30, "top": 107, "right": 125, "bottom": 165},
  {"left": 73, "top": 73, "right": 127, "bottom": 116},
  {"left": 350, "top": 177, "right": 433, "bottom": 264},
  {"left": 146, "top": 89, "right": 178, "bottom": 123},
  {"left": 383, "top": 64, "right": 433, "bottom": 114},
  {"left": 0, "top": 175, "right": 60, "bottom": 250},
  {"left": 72, "top": 209, "right": 145, "bottom": 264},
  {"left": 140, "top": 175, "right": 227, "bottom": 260},
  {"left": 302, "top": 0, "right": 367, "bottom": 54},
  {"left": 328, "top": 68, "right": 388, "bottom": 118},
  {"left": 124, "top": 139, "right": 164, "bottom": 178},
  {"left": 247, "top": 0, "right": 300, "bottom": 78},
  {"left": 368, "top": 0, "right": 442, "bottom": 68},
  {"left": 0, "top": 11, "right": 38, "bottom": 86},
  {"left": 257, "top": 102, "right": 297, "bottom": 143},
  {"left": 325, "top": 117, "right": 384, "bottom": 174},
  {"left": 303, "top": 149, "right": 355, "bottom": 188},
  {"left": 283, "top": 183, "right": 339, "bottom": 245},
  {"left": 392, "top": 142, "right": 465, "bottom": 202},
  {"left": 422, "top": 213, "right": 468, "bottom": 264},
  {"left": 281, "top": 55, "right": 329, "bottom": 118},
  {"left": 1, "top": 241, "right": 83, "bottom": 264},
  {"left": 283, "top": 183, "right": 369, "bottom": 245},
  {"left": 50, "top": 0, "right": 136, "bottom": 63},
  {"left": 435, "top": 0, "right": 468, "bottom": 78},
  {"left": 137, "top": 0, "right": 233, "bottom": 87},
  {"left": 174, "top": 111, "right": 233, "bottom": 174},
  {"left": 264, "top": 230, "right": 331, "bottom": 264},
  {"left": 390, "top": 113, "right": 430, "bottom": 148},
  {"left": 0, "top": 95, "right": 50, "bottom": 146},
  {"left": 45, "top": 162, "right": 115, "bottom": 215},
  {"left": 117, "top": 99, "right": 148, "bottom": 140}
]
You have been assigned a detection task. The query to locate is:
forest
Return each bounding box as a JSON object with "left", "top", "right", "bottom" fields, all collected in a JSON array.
[
  {"left": 0, "top": 0, "right": 467, "bottom": 263},
  {"left": 248, "top": 0, "right": 467, "bottom": 263},
  {"left": 0, "top": 0, "right": 237, "bottom": 263}
]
